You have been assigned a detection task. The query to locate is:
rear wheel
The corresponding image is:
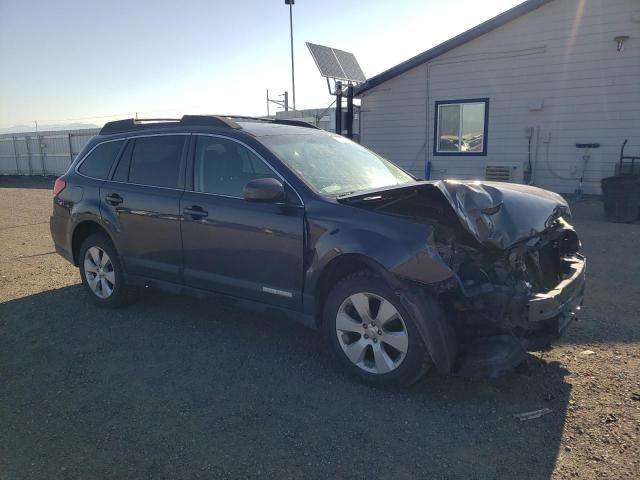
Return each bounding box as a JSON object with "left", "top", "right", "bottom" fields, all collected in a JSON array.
[
  {"left": 79, "top": 233, "right": 137, "bottom": 308},
  {"left": 323, "top": 272, "right": 432, "bottom": 387}
]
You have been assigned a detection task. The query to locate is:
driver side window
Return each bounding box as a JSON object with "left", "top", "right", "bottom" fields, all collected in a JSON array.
[{"left": 193, "top": 136, "right": 277, "bottom": 197}]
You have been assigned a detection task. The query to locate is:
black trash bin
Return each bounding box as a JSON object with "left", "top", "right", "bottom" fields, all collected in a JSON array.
[{"left": 601, "top": 176, "right": 640, "bottom": 223}]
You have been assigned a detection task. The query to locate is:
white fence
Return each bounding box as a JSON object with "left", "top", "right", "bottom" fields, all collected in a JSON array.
[{"left": 0, "top": 128, "right": 100, "bottom": 176}]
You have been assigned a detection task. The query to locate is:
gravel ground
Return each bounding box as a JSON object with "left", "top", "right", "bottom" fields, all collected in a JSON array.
[{"left": 0, "top": 176, "right": 638, "bottom": 480}]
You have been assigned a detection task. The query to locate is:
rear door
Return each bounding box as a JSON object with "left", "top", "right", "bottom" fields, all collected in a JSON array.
[
  {"left": 100, "top": 134, "right": 188, "bottom": 282},
  {"left": 180, "top": 134, "right": 305, "bottom": 309}
]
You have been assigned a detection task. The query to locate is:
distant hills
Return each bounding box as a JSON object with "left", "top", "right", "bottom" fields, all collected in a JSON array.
[{"left": 0, "top": 123, "right": 100, "bottom": 135}]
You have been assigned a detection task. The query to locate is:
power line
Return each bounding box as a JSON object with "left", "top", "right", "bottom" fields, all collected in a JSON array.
[{"left": 5, "top": 105, "right": 205, "bottom": 126}]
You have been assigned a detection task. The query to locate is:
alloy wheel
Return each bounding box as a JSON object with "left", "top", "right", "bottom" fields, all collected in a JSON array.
[
  {"left": 84, "top": 246, "right": 115, "bottom": 299},
  {"left": 335, "top": 292, "right": 409, "bottom": 374}
]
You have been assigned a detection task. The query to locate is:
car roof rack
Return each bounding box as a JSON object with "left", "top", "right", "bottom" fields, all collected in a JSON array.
[
  {"left": 100, "top": 114, "right": 319, "bottom": 135},
  {"left": 213, "top": 115, "right": 320, "bottom": 130},
  {"left": 100, "top": 115, "right": 242, "bottom": 135},
  {"left": 272, "top": 119, "right": 320, "bottom": 129}
]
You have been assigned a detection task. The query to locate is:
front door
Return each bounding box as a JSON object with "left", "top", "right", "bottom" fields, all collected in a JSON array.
[{"left": 180, "top": 134, "right": 304, "bottom": 309}]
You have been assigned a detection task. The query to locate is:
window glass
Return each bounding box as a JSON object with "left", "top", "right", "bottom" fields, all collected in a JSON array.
[
  {"left": 260, "top": 133, "right": 414, "bottom": 196},
  {"left": 437, "top": 105, "right": 460, "bottom": 152},
  {"left": 112, "top": 140, "right": 133, "bottom": 182},
  {"left": 194, "top": 136, "right": 277, "bottom": 197},
  {"left": 78, "top": 140, "right": 124, "bottom": 179},
  {"left": 128, "top": 136, "right": 185, "bottom": 188},
  {"left": 461, "top": 103, "right": 485, "bottom": 153},
  {"left": 436, "top": 101, "right": 487, "bottom": 154}
]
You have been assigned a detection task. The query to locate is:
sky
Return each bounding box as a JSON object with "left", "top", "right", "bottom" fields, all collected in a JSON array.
[{"left": 0, "top": 0, "right": 524, "bottom": 130}]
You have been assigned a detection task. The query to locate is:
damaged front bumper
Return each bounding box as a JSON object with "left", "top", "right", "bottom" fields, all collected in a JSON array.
[
  {"left": 460, "top": 253, "right": 586, "bottom": 335},
  {"left": 528, "top": 254, "right": 586, "bottom": 328},
  {"left": 456, "top": 254, "right": 586, "bottom": 378}
]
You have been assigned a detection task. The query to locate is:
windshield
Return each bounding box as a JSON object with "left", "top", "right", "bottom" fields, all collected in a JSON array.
[{"left": 260, "top": 133, "right": 415, "bottom": 196}]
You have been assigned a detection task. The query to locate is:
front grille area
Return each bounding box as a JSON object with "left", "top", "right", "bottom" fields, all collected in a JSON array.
[{"left": 536, "top": 241, "right": 562, "bottom": 291}]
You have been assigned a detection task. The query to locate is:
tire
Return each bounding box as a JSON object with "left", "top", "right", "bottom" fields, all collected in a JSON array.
[
  {"left": 78, "top": 233, "right": 137, "bottom": 308},
  {"left": 323, "top": 271, "right": 432, "bottom": 387}
]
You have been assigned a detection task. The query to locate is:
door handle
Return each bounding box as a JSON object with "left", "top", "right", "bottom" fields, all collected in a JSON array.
[
  {"left": 105, "top": 193, "right": 123, "bottom": 205},
  {"left": 183, "top": 205, "right": 208, "bottom": 219}
]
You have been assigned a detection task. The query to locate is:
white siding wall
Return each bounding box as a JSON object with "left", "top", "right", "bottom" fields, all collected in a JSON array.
[{"left": 360, "top": 0, "right": 640, "bottom": 194}]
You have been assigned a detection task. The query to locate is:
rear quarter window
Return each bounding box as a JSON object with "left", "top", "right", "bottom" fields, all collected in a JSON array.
[{"left": 77, "top": 140, "right": 124, "bottom": 179}]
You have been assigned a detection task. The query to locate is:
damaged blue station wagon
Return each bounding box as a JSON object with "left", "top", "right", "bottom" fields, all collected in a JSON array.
[{"left": 50, "top": 115, "right": 586, "bottom": 386}]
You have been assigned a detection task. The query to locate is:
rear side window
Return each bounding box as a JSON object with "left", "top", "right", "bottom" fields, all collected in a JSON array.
[
  {"left": 128, "top": 136, "right": 186, "bottom": 188},
  {"left": 77, "top": 140, "right": 124, "bottom": 179}
]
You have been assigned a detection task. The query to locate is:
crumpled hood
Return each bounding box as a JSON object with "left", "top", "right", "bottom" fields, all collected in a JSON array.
[
  {"left": 339, "top": 180, "right": 570, "bottom": 250},
  {"left": 432, "top": 180, "right": 570, "bottom": 250}
]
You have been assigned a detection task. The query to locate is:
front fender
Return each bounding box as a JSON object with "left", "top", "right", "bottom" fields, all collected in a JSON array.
[
  {"left": 304, "top": 204, "right": 458, "bottom": 373},
  {"left": 305, "top": 205, "right": 455, "bottom": 293}
]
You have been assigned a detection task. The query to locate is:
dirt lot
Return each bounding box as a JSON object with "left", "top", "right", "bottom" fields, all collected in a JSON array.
[{"left": 0, "top": 176, "right": 638, "bottom": 480}]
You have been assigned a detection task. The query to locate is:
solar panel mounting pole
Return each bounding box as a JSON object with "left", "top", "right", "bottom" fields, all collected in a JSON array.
[
  {"left": 306, "top": 42, "right": 367, "bottom": 137},
  {"left": 335, "top": 81, "right": 342, "bottom": 135},
  {"left": 285, "top": 0, "right": 296, "bottom": 110},
  {"left": 346, "top": 84, "right": 354, "bottom": 139}
]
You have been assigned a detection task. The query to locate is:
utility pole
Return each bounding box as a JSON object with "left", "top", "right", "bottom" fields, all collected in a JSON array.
[
  {"left": 266, "top": 91, "right": 290, "bottom": 114},
  {"left": 285, "top": 0, "right": 296, "bottom": 110}
]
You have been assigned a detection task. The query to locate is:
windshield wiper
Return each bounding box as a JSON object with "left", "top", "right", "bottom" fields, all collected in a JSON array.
[{"left": 335, "top": 191, "right": 358, "bottom": 199}]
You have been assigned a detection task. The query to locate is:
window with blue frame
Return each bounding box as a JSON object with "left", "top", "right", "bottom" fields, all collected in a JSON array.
[{"left": 434, "top": 99, "right": 489, "bottom": 156}]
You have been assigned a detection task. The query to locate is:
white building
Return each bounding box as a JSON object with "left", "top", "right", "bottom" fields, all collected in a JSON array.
[{"left": 355, "top": 0, "right": 640, "bottom": 194}]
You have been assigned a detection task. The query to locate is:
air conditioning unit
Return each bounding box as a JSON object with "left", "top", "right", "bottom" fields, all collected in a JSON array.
[{"left": 485, "top": 163, "right": 523, "bottom": 183}]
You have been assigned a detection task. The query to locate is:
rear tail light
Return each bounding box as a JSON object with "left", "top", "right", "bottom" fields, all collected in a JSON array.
[{"left": 53, "top": 177, "right": 66, "bottom": 196}]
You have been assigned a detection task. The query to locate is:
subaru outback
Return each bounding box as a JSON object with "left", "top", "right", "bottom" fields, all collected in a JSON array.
[{"left": 50, "top": 115, "right": 586, "bottom": 387}]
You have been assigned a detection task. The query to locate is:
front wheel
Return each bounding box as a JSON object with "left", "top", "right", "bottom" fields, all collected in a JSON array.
[
  {"left": 79, "top": 233, "right": 137, "bottom": 308},
  {"left": 323, "top": 272, "right": 432, "bottom": 387}
]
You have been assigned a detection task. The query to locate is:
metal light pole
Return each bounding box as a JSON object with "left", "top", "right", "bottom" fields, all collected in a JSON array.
[{"left": 285, "top": 0, "right": 296, "bottom": 110}]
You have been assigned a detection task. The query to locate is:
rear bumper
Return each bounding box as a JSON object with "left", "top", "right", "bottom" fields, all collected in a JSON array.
[
  {"left": 50, "top": 214, "right": 74, "bottom": 265},
  {"left": 54, "top": 243, "right": 74, "bottom": 264}
]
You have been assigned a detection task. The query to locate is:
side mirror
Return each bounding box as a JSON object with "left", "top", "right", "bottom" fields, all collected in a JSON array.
[{"left": 243, "top": 177, "right": 285, "bottom": 202}]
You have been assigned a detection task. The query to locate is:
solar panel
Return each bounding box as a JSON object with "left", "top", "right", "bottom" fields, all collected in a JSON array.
[
  {"left": 306, "top": 42, "right": 366, "bottom": 84},
  {"left": 332, "top": 48, "right": 366, "bottom": 84}
]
